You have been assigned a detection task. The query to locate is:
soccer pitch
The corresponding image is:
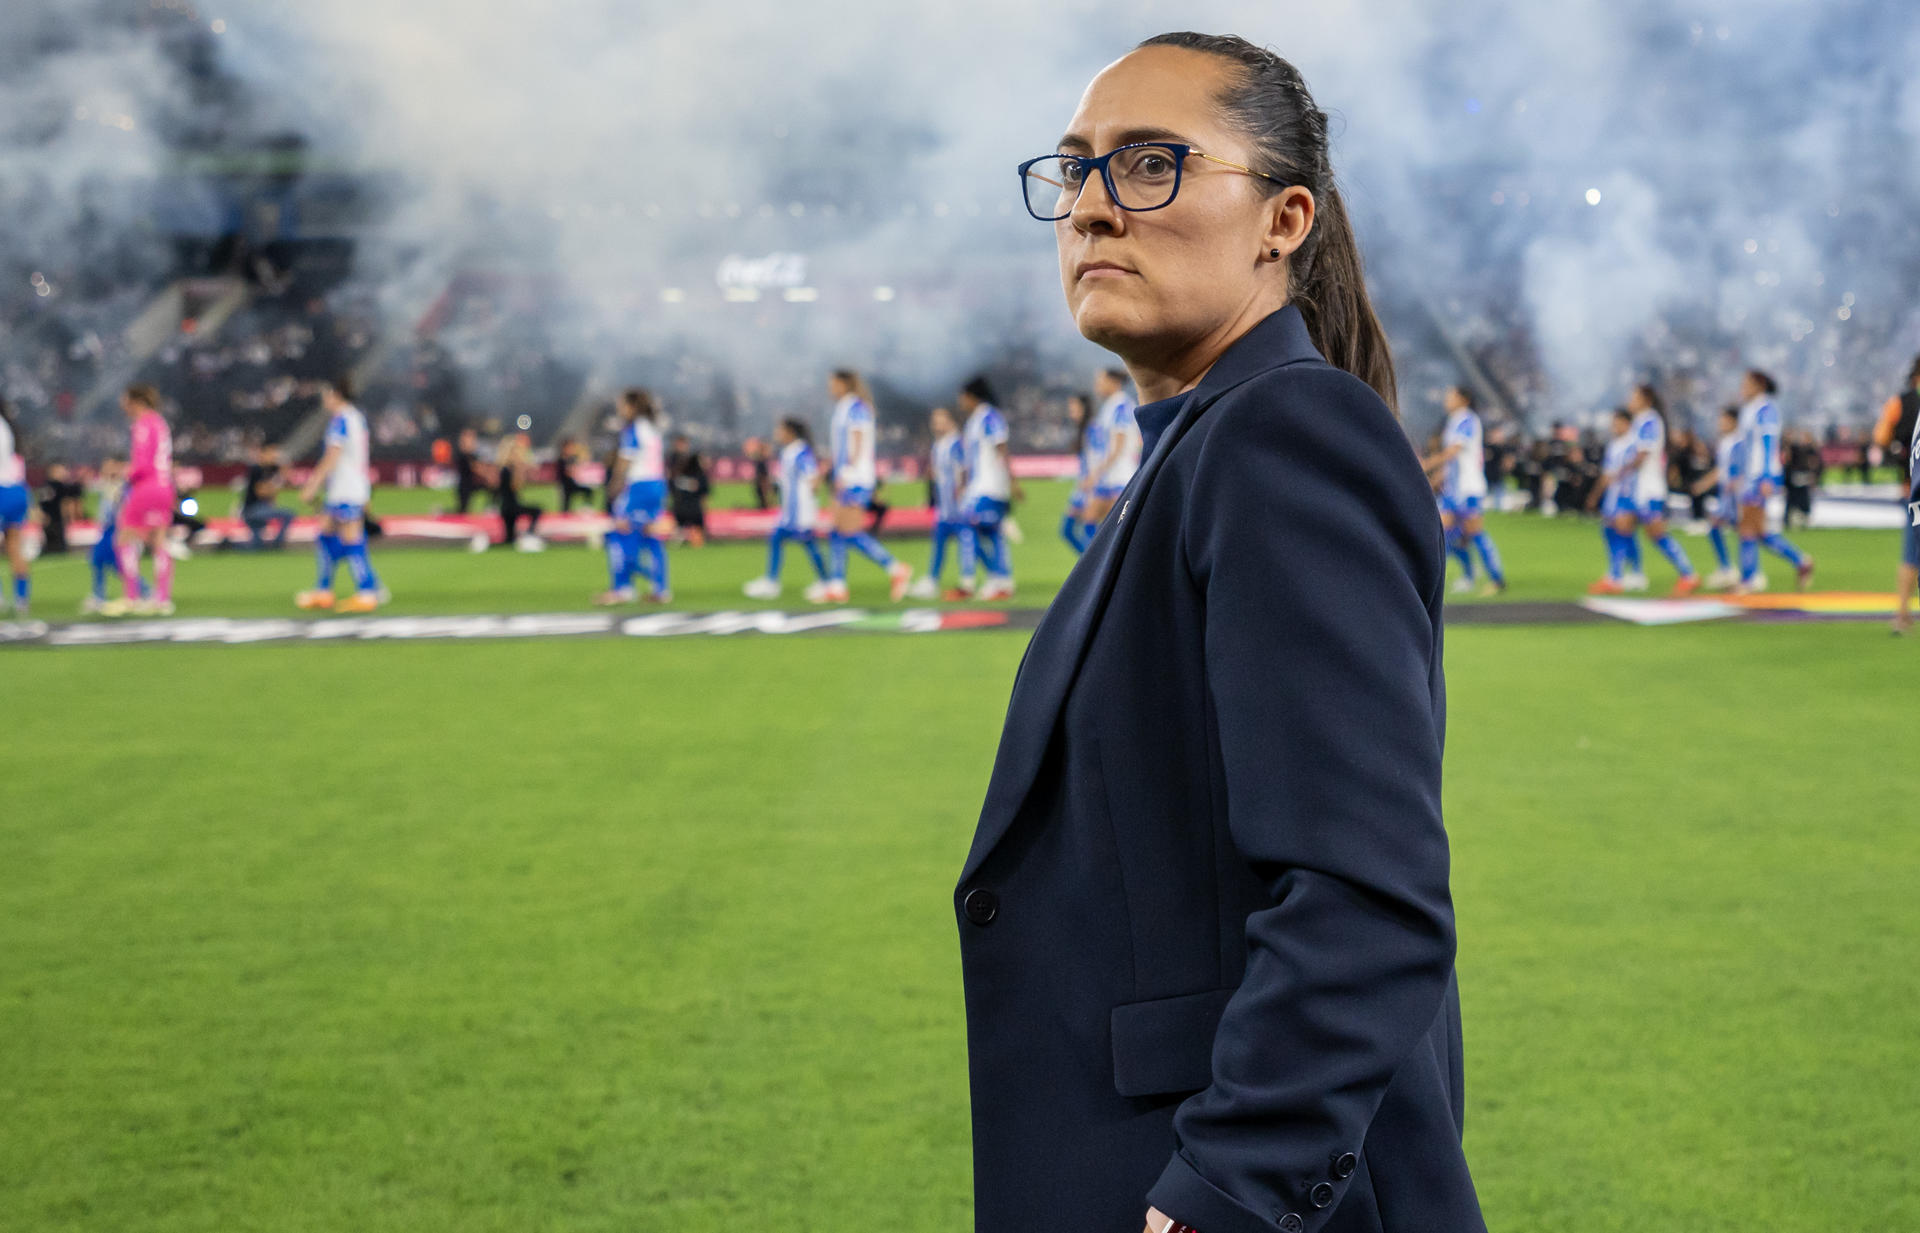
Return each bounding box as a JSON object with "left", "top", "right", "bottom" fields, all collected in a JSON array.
[{"left": 4, "top": 483, "right": 1915, "bottom": 1232}]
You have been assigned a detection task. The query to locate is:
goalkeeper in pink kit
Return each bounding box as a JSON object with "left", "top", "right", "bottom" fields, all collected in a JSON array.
[{"left": 102, "top": 384, "right": 178, "bottom": 616}]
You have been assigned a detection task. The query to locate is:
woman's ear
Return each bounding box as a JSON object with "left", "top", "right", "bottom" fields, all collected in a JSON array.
[{"left": 1263, "top": 186, "right": 1316, "bottom": 262}]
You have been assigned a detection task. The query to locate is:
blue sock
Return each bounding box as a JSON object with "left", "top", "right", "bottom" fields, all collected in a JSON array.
[
  {"left": 1060, "top": 513, "right": 1084, "bottom": 553},
  {"left": 607, "top": 532, "right": 629, "bottom": 590},
  {"left": 1623, "top": 533, "right": 1643, "bottom": 574},
  {"left": 849, "top": 530, "right": 895, "bottom": 569},
  {"left": 12, "top": 576, "right": 26, "bottom": 607},
  {"left": 979, "top": 526, "right": 1009, "bottom": 578},
  {"left": 829, "top": 531, "right": 850, "bottom": 581},
  {"left": 930, "top": 524, "right": 951, "bottom": 580},
  {"left": 1762, "top": 533, "right": 1807, "bottom": 568},
  {"left": 315, "top": 534, "right": 341, "bottom": 590},
  {"left": 1708, "top": 524, "right": 1731, "bottom": 570},
  {"left": 344, "top": 541, "right": 379, "bottom": 593},
  {"left": 1602, "top": 527, "right": 1624, "bottom": 580},
  {"left": 959, "top": 527, "right": 978, "bottom": 582},
  {"left": 1655, "top": 534, "right": 1695, "bottom": 578},
  {"left": 802, "top": 535, "right": 829, "bottom": 580},
  {"left": 91, "top": 556, "right": 109, "bottom": 600},
  {"left": 1739, "top": 537, "right": 1761, "bottom": 581},
  {"left": 1446, "top": 529, "right": 1475, "bottom": 581},
  {"left": 1472, "top": 532, "right": 1505, "bottom": 586},
  {"left": 766, "top": 530, "right": 786, "bottom": 580},
  {"left": 642, "top": 535, "right": 668, "bottom": 593}
]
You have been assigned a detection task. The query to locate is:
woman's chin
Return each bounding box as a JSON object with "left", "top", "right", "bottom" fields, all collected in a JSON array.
[{"left": 1072, "top": 296, "right": 1151, "bottom": 353}]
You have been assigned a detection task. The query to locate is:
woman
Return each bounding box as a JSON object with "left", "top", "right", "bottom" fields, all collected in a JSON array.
[
  {"left": 593, "top": 388, "right": 672, "bottom": 606},
  {"left": 1061, "top": 391, "right": 1101, "bottom": 552},
  {"left": 825, "top": 368, "right": 913, "bottom": 602},
  {"left": 1621, "top": 383, "right": 1698, "bottom": 596},
  {"left": 493, "top": 432, "right": 544, "bottom": 550},
  {"left": 743, "top": 418, "right": 831, "bottom": 600},
  {"left": 106, "top": 384, "right": 177, "bottom": 617},
  {"left": 908, "top": 405, "right": 977, "bottom": 598},
  {"left": 1732, "top": 369, "right": 1813, "bottom": 592},
  {"left": 1691, "top": 405, "right": 1745, "bottom": 589},
  {"left": 1586, "top": 408, "right": 1644, "bottom": 594},
  {"left": 960, "top": 34, "right": 1481, "bottom": 1233},
  {"left": 1420, "top": 385, "right": 1506, "bottom": 596},
  {"left": 0, "top": 398, "right": 30, "bottom": 616}
]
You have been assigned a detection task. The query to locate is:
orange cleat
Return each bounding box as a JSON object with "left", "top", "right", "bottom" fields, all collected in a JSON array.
[
  {"left": 1670, "top": 575, "right": 1701, "bottom": 598},
  {"left": 1586, "top": 578, "right": 1625, "bottom": 596},
  {"left": 337, "top": 591, "right": 382, "bottom": 613},
  {"left": 1796, "top": 559, "right": 1816, "bottom": 592},
  {"left": 295, "top": 589, "right": 335, "bottom": 611},
  {"left": 888, "top": 562, "right": 914, "bottom": 603}
]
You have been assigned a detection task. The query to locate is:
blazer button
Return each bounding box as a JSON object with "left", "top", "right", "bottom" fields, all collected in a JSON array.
[
  {"left": 963, "top": 889, "right": 999, "bottom": 925},
  {"left": 1332, "top": 1152, "right": 1357, "bottom": 1180},
  {"left": 1277, "top": 1215, "right": 1304, "bottom": 1233},
  {"left": 1310, "top": 1183, "right": 1335, "bottom": 1209}
]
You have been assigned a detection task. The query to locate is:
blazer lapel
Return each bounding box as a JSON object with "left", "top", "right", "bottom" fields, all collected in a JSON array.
[
  {"left": 960, "top": 393, "right": 1200, "bottom": 883},
  {"left": 959, "top": 306, "right": 1326, "bottom": 885}
]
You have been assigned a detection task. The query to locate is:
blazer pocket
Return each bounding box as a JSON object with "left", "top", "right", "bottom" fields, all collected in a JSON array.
[{"left": 1110, "top": 987, "right": 1235, "bottom": 1098}]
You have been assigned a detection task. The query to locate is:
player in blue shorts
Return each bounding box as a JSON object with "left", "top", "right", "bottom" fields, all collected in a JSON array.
[
  {"left": 1895, "top": 426, "right": 1919, "bottom": 635},
  {"left": 910, "top": 406, "right": 977, "bottom": 598},
  {"left": 743, "top": 417, "right": 832, "bottom": 600},
  {"left": 0, "top": 399, "right": 30, "bottom": 617},
  {"left": 1082, "top": 369, "right": 1141, "bottom": 533},
  {"left": 1060, "top": 393, "right": 1101, "bottom": 553},
  {"left": 1688, "top": 406, "right": 1745, "bottom": 589},
  {"left": 1616, "top": 383, "right": 1698, "bottom": 597},
  {"left": 1587, "top": 409, "right": 1646, "bottom": 594},
  {"left": 823, "top": 368, "right": 912, "bottom": 603},
  {"left": 595, "top": 388, "right": 673, "bottom": 606},
  {"left": 1733, "top": 369, "right": 1813, "bottom": 593},
  {"left": 957, "top": 376, "right": 1018, "bottom": 600},
  {"left": 296, "top": 377, "right": 385, "bottom": 612},
  {"left": 1421, "top": 386, "right": 1505, "bottom": 595}
]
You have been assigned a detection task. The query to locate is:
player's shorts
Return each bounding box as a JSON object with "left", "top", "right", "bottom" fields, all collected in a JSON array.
[
  {"left": 120, "top": 482, "right": 176, "bottom": 532},
  {"left": 1439, "top": 493, "right": 1484, "bottom": 518},
  {"left": 1632, "top": 494, "right": 1669, "bottom": 520},
  {"left": 91, "top": 528, "right": 119, "bottom": 566},
  {"left": 0, "top": 483, "right": 28, "bottom": 529},
  {"left": 324, "top": 502, "right": 367, "bottom": 524},
  {"left": 617, "top": 479, "right": 667, "bottom": 525},
  {"left": 1738, "top": 478, "right": 1774, "bottom": 508},
  {"left": 835, "top": 485, "right": 874, "bottom": 508},
  {"left": 771, "top": 521, "right": 815, "bottom": 538},
  {"left": 969, "top": 496, "right": 1010, "bottom": 527},
  {"left": 1903, "top": 497, "right": 1920, "bottom": 569},
  {"left": 1066, "top": 488, "right": 1088, "bottom": 513}
]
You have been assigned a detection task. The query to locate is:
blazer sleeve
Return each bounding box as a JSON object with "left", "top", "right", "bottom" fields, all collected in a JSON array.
[{"left": 1145, "top": 370, "right": 1456, "bottom": 1233}]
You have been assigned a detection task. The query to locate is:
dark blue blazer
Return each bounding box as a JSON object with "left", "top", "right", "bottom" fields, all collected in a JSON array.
[{"left": 956, "top": 307, "right": 1483, "bottom": 1233}]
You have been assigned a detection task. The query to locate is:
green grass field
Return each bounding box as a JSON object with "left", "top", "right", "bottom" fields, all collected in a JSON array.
[{"left": 4, "top": 482, "right": 1916, "bottom": 1232}]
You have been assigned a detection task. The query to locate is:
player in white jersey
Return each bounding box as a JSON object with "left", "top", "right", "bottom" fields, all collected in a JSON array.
[
  {"left": 1083, "top": 368, "right": 1141, "bottom": 529},
  {"left": 743, "top": 418, "right": 832, "bottom": 600},
  {"left": 0, "top": 399, "right": 31, "bottom": 616},
  {"left": 910, "top": 405, "right": 978, "bottom": 598},
  {"left": 823, "top": 368, "right": 912, "bottom": 603},
  {"left": 595, "top": 387, "right": 673, "bottom": 605},
  {"left": 958, "top": 375, "right": 1018, "bottom": 600},
  {"left": 1420, "top": 386, "right": 1505, "bottom": 595},
  {"left": 1612, "top": 384, "right": 1698, "bottom": 597},
  {"left": 1731, "top": 369, "right": 1813, "bottom": 593},
  {"left": 296, "top": 377, "right": 385, "bottom": 612},
  {"left": 1060, "top": 393, "right": 1101, "bottom": 553},
  {"left": 1688, "top": 405, "right": 1744, "bottom": 589},
  {"left": 1587, "top": 408, "right": 1649, "bottom": 593}
]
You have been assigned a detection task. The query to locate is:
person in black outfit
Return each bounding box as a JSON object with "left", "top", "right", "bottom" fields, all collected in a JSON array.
[
  {"left": 1668, "top": 426, "right": 1711, "bottom": 521},
  {"left": 667, "top": 434, "right": 711, "bottom": 546},
  {"left": 453, "top": 428, "right": 489, "bottom": 514},
  {"left": 746, "top": 438, "right": 775, "bottom": 510},
  {"left": 493, "top": 432, "right": 542, "bottom": 548},
  {"left": 241, "top": 443, "right": 296, "bottom": 548},
  {"left": 1783, "top": 430, "right": 1822, "bottom": 528},
  {"left": 35, "top": 464, "right": 84, "bottom": 555},
  {"left": 554, "top": 437, "right": 593, "bottom": 513}
]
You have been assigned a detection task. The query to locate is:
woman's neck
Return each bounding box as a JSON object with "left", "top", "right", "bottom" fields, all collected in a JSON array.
[{"left": 1124, "top": 295, "right": 1290, "bottom": 404}]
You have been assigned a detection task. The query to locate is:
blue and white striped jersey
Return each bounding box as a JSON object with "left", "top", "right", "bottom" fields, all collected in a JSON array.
[
  {"left": 1442, "top": 409, "right": 1487, "bottom": 499},
  {"left": 830, "top": 394, "right": 877, "bottom": 490},
  {"left": 778, "top": 439, "right": 820, "bottom": 530},
  {"left": 932, "top": 431, "right": 967, "bottom": 521}
]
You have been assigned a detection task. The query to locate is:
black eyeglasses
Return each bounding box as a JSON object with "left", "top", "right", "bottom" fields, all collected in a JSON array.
[{"left": 1017, "top": 142, "right": 1283, "bottom": 221}]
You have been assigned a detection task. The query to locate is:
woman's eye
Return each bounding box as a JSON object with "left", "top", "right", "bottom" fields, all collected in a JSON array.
[
  {"left": 1134, "top": 154, "right": 1173, "bottom": 178},
  {"left": 1060, "top": 162, "right": 1086, "bottom": 184}
]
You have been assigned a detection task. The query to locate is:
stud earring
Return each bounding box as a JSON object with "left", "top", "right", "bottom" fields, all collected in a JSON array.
[{"left": 1269, "top": 248, "right": 1280, "bottom": 259}]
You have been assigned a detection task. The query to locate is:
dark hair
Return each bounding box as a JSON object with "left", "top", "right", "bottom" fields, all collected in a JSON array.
[
  {"left": 323, "top": 374, "right": 356, "bottom": 401},
  {"left": 0, "top": 395, "right": 14, "bottom": 431},
  {"left": 962, "top": 376, "right": 998, "bottom": 405},
  {"left": 621, "top": 388, "right": 658, "bottom": 421},
  {"left": 1719, "top": 404, "right": 1740, "bottom": 423},
  {"left": 1449, "top": 385, "right": 1476, "bottom": 410},
  {"left": 124, "top": 383, "right": 161, "bottom": 409},
  {"left": 778, "top": 416, "right": 811, "bottom": 445},
  {"left": 1906, "top": 353, "right": 1920, "bottom": 388},
  {"left": 1631, "top": 383, "right": 1663, "bottom": 415},
  {"left": 1745, "top": 369, "right": 1777, "bottom": 396},
  {"left": 1139, "top": 32, "right": 1396, "bottom": 411},
  {"left": 832, "top": 368, "right": 875, "bottom": 405},
  {"left": 1612, "top": 407, "right": 1633, "bottom": 423},
  {"left": 1102, "top": 367, "right": 1129, "bottom": 385}
]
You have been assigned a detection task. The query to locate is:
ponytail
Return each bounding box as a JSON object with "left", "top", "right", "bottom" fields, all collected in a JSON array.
[{"left": 1293, "top": 183, "right": 1396, "bottom": 411}]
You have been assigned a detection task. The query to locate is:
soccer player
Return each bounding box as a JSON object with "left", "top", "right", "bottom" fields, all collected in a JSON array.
[
  {"left": 824, "top": 368, "right": 912, "bottom": 603},
  {"left": 1587, "top": 409, "right": 1646, "bottom": 595},
  {"left": 743, "top": 418, "right": 832, "bottom": 600},
  {"left": 1895, "top": 425, "right": 1920, "bottom": 635},
  {"left": 1421, "top": 386, "right": 1505, "bottom": 596},
  {"left": 102, "top": 384, "right": 177, "bottom": 616},
  {"left": 1083, "top": 367, "right": 1141, "bottom": 529},
  {"left": 1733, "top": 369, "right": 1814, "bottom": 593},
  {"left": 909, "top": 405, "right": 976, "bottom": 599},
  {"left": 1690, "top": 406, "right": 1745, "bottom": 589},
  {"left": 593, "top": 388, "right": 672, "bottom": 606},
  {"left": 0, "top": 399, "right": 31, "bottom": 617},
  {"left": 82, "top": 458, "right": 145, "bottom": 614},
  {"left": 295, "top": 377, "right": 386, "bottom": 612},
  {"left": 958, "top": 375, "right": 1017, "bottom": 600},
  {"left": 1617, "top": 384, "right": 1699, "bottom": 597},
  {"left": 1060, "top": 393, "right": 1101, "bottom": 553}
]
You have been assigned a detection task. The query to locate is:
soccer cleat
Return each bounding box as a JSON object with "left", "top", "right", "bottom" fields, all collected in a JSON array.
[
  {"left": 1475, "top": 579, "right": 1507, "bottom": 598},
  {"left": 643, "top": 589, "right": 673, "bottom": 605},
  {"left": 1734, "top": 574, "right": 1769, "bottom": 595},
  {"left": 1622, "top": 571, "right": 1649, "bottom": 593},
  {"left": 1795, "top": 559, "right": 1816, "bottom": 592},
  {"left": 743, "top": 577, "right": 781, "bottom": 600},
  {"left": 80, "top": 594, "right": 105, "bottom": 614},
  {"left": 1586, "top": 578, "right": 1625, "bottom": 596},
  {"left": 906, "top": 576, "right": 939, "bottom": 600},
  {"left": 591, "top": 588, "right": 636, "bottom": 607},
  {"left": 515, "top": 534, "right": 547, "bottom": 553},
  {"left": 1704, "top": 567, "right": 1738, "bottom": 590},
  {"left": 978, "top": 578, "right": 1016, "bottom": 601},
  {"left": 802, "top": 581, "right": 833, "bottom": 605},
  {"left": 133, "top": 598, "right": 175, "bottom": 616},
  {"left": 99, "top": 597, "right": 135, "bottom": 617},
  {"left": 1449, "top": 577, "right": 1475, "bottom": 595},
  {"left": 337, "top": 592, "right": 382, "bottom": 613},
  {"left": 468, "top": 531, "right": 491, "bottom": 553},
  {"left": 1670, "top": 575, "right": 1701, "bottom": 598},
  {"left": 942, "top": 588, "right": 976, "bottom": 602},
  {"left": 888, "top": 562, "right": 914, "bottom": 603},
  {"left": 825, "top": 581, "right": 851, "bottom": 604},
  {"left": 295, "top": 589, "right": 336, "bottom": 611}
]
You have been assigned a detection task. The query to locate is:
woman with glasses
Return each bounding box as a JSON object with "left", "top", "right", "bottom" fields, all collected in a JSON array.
[{"left": 957, "top": 34, "right": 1482, "bottom": 1233}]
